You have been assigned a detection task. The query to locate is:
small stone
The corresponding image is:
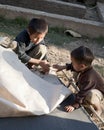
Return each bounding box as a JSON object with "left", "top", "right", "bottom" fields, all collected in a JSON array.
[{"left": 64, "top": 30, "right": 82, "bottom": 38}]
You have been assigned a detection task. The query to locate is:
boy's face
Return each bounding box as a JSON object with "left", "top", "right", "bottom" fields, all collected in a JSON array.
[
  {"left": 30, "top": 32, "right": 46, "bottom": 45},
  {"left": 71, "top": 57, "right": 87, "bottom": 72}
]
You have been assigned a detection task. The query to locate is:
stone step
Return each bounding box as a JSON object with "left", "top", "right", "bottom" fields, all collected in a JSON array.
[
  {"left": 98, "top": 0, "right": 104, "bottom": 3},
  {"left": 0, "top": 0, "right": 86, "bottom": 18},
  {"left": 97, "top": 2, "right": 104, "bottom": 22},
  {"left": 0, "top": 4, "right": 104, "bottom": 38}
]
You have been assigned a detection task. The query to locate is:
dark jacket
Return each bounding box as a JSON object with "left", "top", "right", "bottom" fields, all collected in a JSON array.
[
  {"left": 66, "top": 64, "right": 104, "bottom": 109},
  {"left": 15, "top": 30, "right": 45, "bottom": 63}
]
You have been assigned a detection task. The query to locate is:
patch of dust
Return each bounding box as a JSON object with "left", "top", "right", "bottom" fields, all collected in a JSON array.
[{"left": 47, "top": 39, "right": 104, "bottom": 67}]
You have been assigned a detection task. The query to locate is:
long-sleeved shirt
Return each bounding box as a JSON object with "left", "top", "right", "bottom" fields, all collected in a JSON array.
[
  {"left": 66, "top": 63, "right": 104, "bottom": 109},
  {"left": 15, "top": 29, "right": 45, "bottom": 63}
]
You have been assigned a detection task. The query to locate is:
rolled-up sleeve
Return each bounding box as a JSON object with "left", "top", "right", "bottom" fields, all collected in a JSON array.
[
  {"left": 16, "top": 42, "right": 31, "bottom": 63},
  {"left": 66, "top": 63, "right": 75, "bottom": 71}
]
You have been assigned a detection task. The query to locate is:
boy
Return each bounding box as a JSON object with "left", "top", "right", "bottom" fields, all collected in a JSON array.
[
  {"left": 14, "top": 18, "right": 50, "bottom": 72},
  {"left": 53, "top": 46, "right": 104, "bottom": 115}
]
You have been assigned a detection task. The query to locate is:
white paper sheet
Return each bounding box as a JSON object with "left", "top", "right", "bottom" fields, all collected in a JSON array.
[{"left": 0, "top": 46, "right": 71, "bottom": 117}]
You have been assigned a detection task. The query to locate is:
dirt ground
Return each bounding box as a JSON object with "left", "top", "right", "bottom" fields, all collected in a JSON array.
[
  {"left": 47, "top": 38, "right": 104, "bottom": 67},
  {"left": 46, "top": 38, "right": 104, "bottom": 130}
]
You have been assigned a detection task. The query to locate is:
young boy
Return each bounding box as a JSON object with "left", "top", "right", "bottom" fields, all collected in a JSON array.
[
  {"left": 14, "top": 18, "right": 50, "bottom": 72},
  {"left": 53, "top": 46, "right": 104, "bottom": 115}
]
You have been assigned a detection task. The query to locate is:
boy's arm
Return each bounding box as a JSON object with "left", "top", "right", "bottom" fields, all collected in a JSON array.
[
  {"left": 15, "top": 42, "right": 31, "bottom": 63},
  {"left": 14, "top": 29, "right": 33, "bottom": 63},
  {"left": 52, "top": 64, "right": 66, "bottom": 71},
  {"left": 53, "top": 63, "right": 74, "bottom": 72}
]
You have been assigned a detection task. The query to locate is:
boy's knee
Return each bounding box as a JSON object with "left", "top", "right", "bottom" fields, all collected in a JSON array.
[
  {"left": 39, "top": 45, "right": 47, "bottom": 55},
  {"left": 85, "top": 89, "right": 103, "bottom": 105},
  {"left": 38, "top": 45, "right": 47, "bottom": 60},
  {"left": 85, "top": 89, "right": 103, "bottom": 115}
]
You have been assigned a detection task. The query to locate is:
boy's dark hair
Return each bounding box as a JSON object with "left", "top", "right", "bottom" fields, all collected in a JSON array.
[
  {"left": 28, "top": 18, "right": 48, "bottom": 35},
  {"left": 71, "top": 46, "right": 94, "bottom": 66}
]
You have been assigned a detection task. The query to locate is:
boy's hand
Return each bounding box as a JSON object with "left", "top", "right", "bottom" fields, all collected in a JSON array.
[
  {"left": 65, "top": 105, "right": 75, "bottom": 112},
  {"left": 53, "top": 64, "right": 65, "bottom": 72},
  {"left": 39, "top": 60, "right": 50, "bottom": 73}
]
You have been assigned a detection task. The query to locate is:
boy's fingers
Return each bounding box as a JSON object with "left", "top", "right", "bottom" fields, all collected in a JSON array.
[
  {"left": 53, "top": 64, "right": 58, "bottom": 68},
  {"left": 65, "top": 105, "right": 75, "bottom": 112}
]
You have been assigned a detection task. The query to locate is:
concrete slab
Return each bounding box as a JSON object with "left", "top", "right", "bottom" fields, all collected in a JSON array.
[
  {"left": 0, "top": 99, "right": 98, "bottom": 130},
  {"left": 97, "top": 2, "right": 104, "bottom": 22},
  {"left": 0, "top": 4, "right": 104, "bottom": 38}
]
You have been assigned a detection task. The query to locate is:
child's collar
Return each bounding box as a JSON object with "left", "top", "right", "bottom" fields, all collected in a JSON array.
[{"left": 80, "top": 66, "right": 92, "bottom": 74}]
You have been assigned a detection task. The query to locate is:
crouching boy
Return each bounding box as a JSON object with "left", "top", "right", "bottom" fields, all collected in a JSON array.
[{"left": 53, "top": 46, "right": 104, "bottom": 115}]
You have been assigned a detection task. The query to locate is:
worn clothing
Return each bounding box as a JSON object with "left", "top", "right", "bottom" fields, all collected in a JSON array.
[
  {"left": 66, "top": 63, "right": 104, "bottom": 109},
  {"left": 15, "top": 29, "right": 46, "bottom": 63}
]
